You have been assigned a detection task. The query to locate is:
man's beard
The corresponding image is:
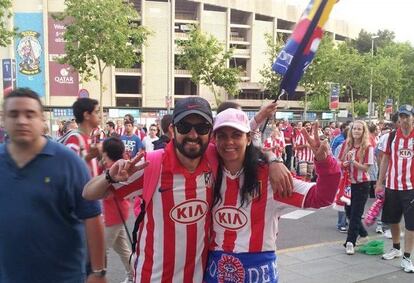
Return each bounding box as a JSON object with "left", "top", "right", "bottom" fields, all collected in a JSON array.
[{"left": 174, "top": 137, "right": 208, "bottom": 159}]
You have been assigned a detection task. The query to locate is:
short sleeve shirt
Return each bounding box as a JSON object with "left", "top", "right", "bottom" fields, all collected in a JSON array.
[{"left": 0, "top": 140, "right": 101, "bottom": 283}]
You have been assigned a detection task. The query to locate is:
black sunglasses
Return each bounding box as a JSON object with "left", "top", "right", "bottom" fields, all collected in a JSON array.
[{"left": 175, "top": 121, "right": 212, "bottom": 135}]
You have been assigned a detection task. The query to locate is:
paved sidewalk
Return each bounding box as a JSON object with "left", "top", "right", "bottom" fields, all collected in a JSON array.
[{"left": 277, "top": 236, "right": 413, "bottom": 283}]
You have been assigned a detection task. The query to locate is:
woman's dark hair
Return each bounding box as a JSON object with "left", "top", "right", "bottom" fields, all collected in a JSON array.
[
  {"left": 213, "top": 141, "right": 265, "bottom": 207},
  {"left": 102, "top": 137, "right": 125, "bottom": 161},
  {"left": 217, "top": 101, "right": 242, "bottom": 114}
]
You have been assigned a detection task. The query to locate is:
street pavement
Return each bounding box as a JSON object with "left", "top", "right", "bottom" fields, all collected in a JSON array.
[
  {"left": 106, "top": 200, "right": 414, "bottom": 283},
  {"left": 278, "top": 237, "right": 413, "bottom": 283}
]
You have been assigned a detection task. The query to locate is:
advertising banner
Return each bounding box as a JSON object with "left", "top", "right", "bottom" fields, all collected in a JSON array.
[
  {"left": 329, "top": 83, "right": 340, "bottom": 110},
  {"left": 2, "top": 59, "right": 16, "bottom": 96},
  {"left": 14, "top": 13, "right": 45, "bottom": 96},
  {"left": 48, "top": 14, "right": 79, "bottom": 96},
  {"left": 49, "top": 61, "right": 79, "bottom": 96}
]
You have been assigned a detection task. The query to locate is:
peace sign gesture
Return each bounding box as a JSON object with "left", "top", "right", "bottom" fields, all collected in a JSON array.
[
  {"left": 109, "top": 151, "right": 149, "bottom": 182},
  {"left": 301, "top": 121, "right": 331, "bottom": 161}
]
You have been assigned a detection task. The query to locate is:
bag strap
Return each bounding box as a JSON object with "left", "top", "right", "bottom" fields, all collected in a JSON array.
[
  {"left": 386, "top": 130, "right": 397, "bottom": 154},
  {"left": 130, "top": 149, "right": 164, "bottom": 261}
]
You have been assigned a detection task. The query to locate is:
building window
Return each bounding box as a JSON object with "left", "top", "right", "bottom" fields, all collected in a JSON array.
[
  {"left": 174, "top": 78, "right": 197, "bottom": 96},
  {"left": 116, "top": 97, "right": 142, "bottom": 107},
  {"left": 115, "top": 76, "right": 141, "bottom": 94}
]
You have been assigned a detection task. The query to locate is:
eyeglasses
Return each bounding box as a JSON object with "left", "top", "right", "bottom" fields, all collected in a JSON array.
[{"left": 175, "top": 121, "right": 212, "bottom": 135}]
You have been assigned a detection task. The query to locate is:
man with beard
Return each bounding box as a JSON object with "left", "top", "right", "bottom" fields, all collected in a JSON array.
[
  {"left": 83, "top": 97, "right": 216, "bottom": 282},
  {"left": 83, "top": 97, "right": 293, "bottom": 282}
]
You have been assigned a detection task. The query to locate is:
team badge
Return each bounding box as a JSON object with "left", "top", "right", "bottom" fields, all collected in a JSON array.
[
  {"left": 17, "top": 31, "right": 42, "bottom": 75},
  {"left": 204, "top": 172, "right": 212, "bottom": 187},
  {"left": 217, "top": 254, "right": 245, "bottom": 283}
]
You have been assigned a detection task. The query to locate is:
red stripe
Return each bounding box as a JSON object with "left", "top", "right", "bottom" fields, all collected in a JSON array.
[
  {"left": 222, "top": 176, "right": 239, "bottom": 252},
  {"left": 114, "top": 177, "right": 144, "bottom": 199},
  {"left": 249, "top": 168, "right": 267, "bottom": 251},
  {"left": 202, "top": 179, "right": 213, "bottom": 272},
  {"left": 393, "top": 137, "right": 399, "bottom": 190},
  {"left": 183, "top": 175, "right": 198, "bottom": 282},
  {"left": 139, "top": 198, "right": 155, "bottom": 282},
  {"left": 410, "top": 137, "right": 414, "bottom": 190},
  {"left": 161, "top": 171, "right": 176, "bottom": 282},
  {"left": 401, "top": 137, "right": 409, "bottom": 190}
]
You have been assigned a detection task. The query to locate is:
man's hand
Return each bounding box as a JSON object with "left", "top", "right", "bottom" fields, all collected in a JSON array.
[
  {"left": 254, "top": 102, "right": 278, "bottom": 125},
  {"left": 86, "top": 275, "right": 107, "bottom": 283},
  {"left": 109, "top": 152, "right": 149, "bottom": 182},
  {"left": 375, "top": 183, "right": 384, "bottom": 194},
  {"left": 269, "top": 162, "right": 293, "bottom": 198},
  {"left": 301, "top": 121, "right": 330, "bottom": 161}
]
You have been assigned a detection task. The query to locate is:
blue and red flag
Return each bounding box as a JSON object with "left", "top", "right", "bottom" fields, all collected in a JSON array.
[{"left": 272, "top": 0, "right": 337, "bottom": 95}]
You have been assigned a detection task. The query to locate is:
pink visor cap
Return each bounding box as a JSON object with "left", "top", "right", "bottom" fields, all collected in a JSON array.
[{"left": 213, "top": 108, "right": 250, "bottom": 133}]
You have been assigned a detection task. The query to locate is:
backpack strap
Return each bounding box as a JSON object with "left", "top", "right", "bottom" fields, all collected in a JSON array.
[
  {"left": 386, "top": 130, "right": 397, "bottom": 154},
  {"left": 130, "top": 149, "right": 164, "bottom": 260},
  {"left": 207, "top": 143, "right": 219, "bottom": 180}
]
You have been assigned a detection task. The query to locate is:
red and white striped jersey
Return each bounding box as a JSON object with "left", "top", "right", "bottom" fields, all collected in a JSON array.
[
  {"left": 263, "top": 136, "right": 285, "bottom": 158},
  {"left": 209, "top": 165, "right": 314, "bottom": 253},
  {"left": 64, "top": 132, "right": 99, "bottom": 177},
  {"left": 295, "top": 133, "right": 314, "bottom": 162},
  {"left": 385, "top": 128, "right": 414, "bottom": 191},
  {"left": 338, "top": 143, "right": 374, "bottom": 184},
  {"left": 111, "top": 142, "right": 215, "bottom": 282}
]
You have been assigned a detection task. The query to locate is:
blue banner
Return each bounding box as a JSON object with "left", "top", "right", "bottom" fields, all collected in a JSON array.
[
  {"left": 272, "top": 0, "right": 337, "bottom": 95},
  {"left": 14, "top": 13, "right": 45, "bottom": 96}
]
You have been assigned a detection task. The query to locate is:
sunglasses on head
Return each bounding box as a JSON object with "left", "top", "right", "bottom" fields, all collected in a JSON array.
[{"left": 175, "top": 121, "right": 212, "bottom": 135}]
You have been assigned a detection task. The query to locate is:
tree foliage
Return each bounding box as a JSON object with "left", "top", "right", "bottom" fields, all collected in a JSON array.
[
  {"left": 260, "top": 28, "right": 413, "bottom": 117},
  {"left": 0, "top": 0, "right": 17, "bottom": 47},
  {"left": 56, "top": 0, "right": 150, "bottom": 122},
  {"left": 177, "top": 27, "right": 240, "bottom": 107},
  {"left": 259, "top": 33, "right": 283, "bottom": 99}
]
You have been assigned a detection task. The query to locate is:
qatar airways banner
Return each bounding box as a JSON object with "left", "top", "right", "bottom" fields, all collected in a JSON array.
[
  {"left": 48, "top": 14, "right": 79, "bottom": 96},
  {"left": 49, "top": 61, "right": 79, "bottom": 96}
]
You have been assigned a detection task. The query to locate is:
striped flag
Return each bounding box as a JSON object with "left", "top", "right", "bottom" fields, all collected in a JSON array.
[{"left": 272, "top": 0, "right": 337, "bottom": 95}]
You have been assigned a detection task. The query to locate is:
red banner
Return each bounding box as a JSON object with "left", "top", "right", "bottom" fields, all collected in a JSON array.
[
  {"left": 49, "top": 61, "right": 79, "bottom": 96},
  {"left": 48, "top": 14, "right": 79, "bottom": 96}
]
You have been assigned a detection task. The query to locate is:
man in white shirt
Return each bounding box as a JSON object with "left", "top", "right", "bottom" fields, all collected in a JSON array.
[{"left": 142, "top": 124, "right": 159, "bottom": 152}]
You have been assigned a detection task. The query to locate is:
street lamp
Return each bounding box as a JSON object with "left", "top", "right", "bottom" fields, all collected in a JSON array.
[{"left": 369, "top": 35, "right": 379, "bottom": 122}]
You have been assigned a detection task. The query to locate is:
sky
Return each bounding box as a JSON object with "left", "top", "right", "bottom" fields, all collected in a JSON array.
[{"left": 289, "top": 0, "right": 414, "bottom": 44}]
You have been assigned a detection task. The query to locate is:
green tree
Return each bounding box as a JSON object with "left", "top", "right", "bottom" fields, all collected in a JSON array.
[
  {"left": 301, "top": 36, "right": 339, "bottom": 110},
  {"left": 259, "top": 33, "right": 283, "bottom": 99},
  {"left": 177, "top": 27, "right": 240, "bottom": 107},
  {"left": 351, "top": 29, "right": 395, "bottom": 54},
  {"left": 0, "top": 0, "right": 17, "bottom": 47},
  {"left": 56, "top": 0, "right": 150, "bottom": 122}
]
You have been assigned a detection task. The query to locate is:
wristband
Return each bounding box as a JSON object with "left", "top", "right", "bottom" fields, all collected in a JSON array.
[
  {"left": 105, "top": 170, "right": 118, "bottom": 184},
  {"left": 269, "top": 156, "right": 284, "bottom": 163},
  {"left": 90, "top": 269, "right": 106, "bottom": 277}
]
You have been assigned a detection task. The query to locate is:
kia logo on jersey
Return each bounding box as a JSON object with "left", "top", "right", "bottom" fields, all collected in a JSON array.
[
  {"left": 214, "top": 207, "right": 248, "bottom": 230},
  {"left": 399, "top": 149, "right": 413, "bottom": 159},
  {"left": 170, "top": 199, "right": 208, "bottom": 224}
]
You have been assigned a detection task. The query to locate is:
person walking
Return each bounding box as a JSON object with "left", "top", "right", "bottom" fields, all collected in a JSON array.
[
  {"left": 376, "top": 105, "right": 414, "bottom": 273},
  {"left": 0, "top": 88, "right": 106, "bottom": 283},
  {"left": 338, "top": 120, "right": 374, "bottom": 255}
]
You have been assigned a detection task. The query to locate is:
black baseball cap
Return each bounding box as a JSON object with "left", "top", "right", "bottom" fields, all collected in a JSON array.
[{"left": 173, "top": 97, "right": 213, "bottom": 125}]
